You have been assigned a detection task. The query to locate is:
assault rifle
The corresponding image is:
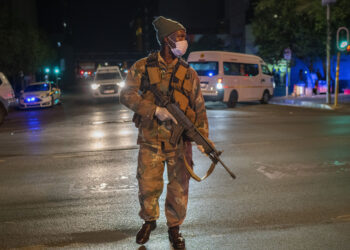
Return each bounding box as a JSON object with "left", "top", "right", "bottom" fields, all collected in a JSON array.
[{"left": 150, "top": 85, "right": 236, "bottom": 181}]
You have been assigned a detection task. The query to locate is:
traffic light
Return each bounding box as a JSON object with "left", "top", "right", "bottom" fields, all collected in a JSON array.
[
  {"left": 347, "top": 45, "right": 350, "bottom": 53},
  {"left": 54, "top": 67, "right": 60, "bottom": 74},
  {"left": 336, "top": 27, "right": 349, "bottom": 52},
  {"left": 44, "top": 67, "right": 50, "bottom": 73},
  {"left": 339, "top": 40, "right": 348, "bottom": 50}
]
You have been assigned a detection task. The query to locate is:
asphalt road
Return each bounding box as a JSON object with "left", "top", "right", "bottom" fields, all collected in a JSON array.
[{"left": 0, "top": 94, "right": 349, "bottom": 249}]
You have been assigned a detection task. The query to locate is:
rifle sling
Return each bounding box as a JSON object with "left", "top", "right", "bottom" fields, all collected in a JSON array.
[{"left": 183, "top": 152, "right": 217, "bottom": 182}]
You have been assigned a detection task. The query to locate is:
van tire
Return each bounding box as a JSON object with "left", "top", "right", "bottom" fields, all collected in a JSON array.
[
  {"left": 0, "top": 105, "right": 6, "bottom": 125},
  {"left": 260, "top": 90, "right": 270, "bottom": 104},
  {"left": 227, "top": 90, "right": 238, "bottom": 108}
]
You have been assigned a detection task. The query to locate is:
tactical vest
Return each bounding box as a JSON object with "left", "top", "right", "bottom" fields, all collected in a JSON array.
[{"left": 141, "top": 52, "right": 197, "bottom": 124}]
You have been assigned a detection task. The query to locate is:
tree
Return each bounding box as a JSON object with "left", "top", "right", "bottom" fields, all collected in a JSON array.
[
  {"left": 251, "top": 0, "right": 350, "bottom": 65},
  {"left": 0, "top": 8, "right": 56, "bottom": 78}
]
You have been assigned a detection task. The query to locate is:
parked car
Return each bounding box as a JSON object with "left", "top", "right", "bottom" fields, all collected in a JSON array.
[
  {"left": 90, "top": 66, "right": 125, "bottom": 98},
  {"left": 19, "top": 82, "right": 61, "bottom": 109},
  {"left": 0, "top": 72, "right": 16, "bottom": 125},
  {"left": 188, "top": 51, "right": 274, "bottom": 108}
]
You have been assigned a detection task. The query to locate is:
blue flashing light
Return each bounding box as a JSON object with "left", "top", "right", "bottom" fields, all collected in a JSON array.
[
  {"left": 44, "top": 84, "right": 48, "bottom": 87},
  {"left": 208, "top": 72, "right": 213, "bottom": 77},
  {"left": 26, "top": 97, "right": 36, "bottom": 102}
]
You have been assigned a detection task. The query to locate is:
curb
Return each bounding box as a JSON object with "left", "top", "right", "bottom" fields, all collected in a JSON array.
[{"left": 269, "top": 99, "right": 334, "bottom": 110}]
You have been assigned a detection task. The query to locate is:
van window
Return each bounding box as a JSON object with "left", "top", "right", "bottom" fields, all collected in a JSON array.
[
  {"left": 189, "top": 62, "right": 218, "bottom": 77},
  {"left": 245, "top": 64, "right": 259, "bottom": 76},
  {"left": 223, "top": 62, "right": 241, "bottom": 76},
  {"left": 224, "top": 62, "right": 259, "bottom": 77},
  {"left": 261, "top": 65, "right": 272, "bottom": 76}
]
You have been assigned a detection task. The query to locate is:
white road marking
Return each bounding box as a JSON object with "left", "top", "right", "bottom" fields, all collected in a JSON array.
[
  {"left": 53, "top": 154, "right": 86, "bottom": 158},
  {"left": 256, "top": 165, "right": 287, "bottom": 179},
  {"left": 69, "top": 183, "right": 136, "bottom": 194}
]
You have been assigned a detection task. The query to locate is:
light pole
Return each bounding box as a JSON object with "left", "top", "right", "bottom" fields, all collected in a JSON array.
[{"left": 322, "top": 0, "right": 337, "bottom": 104}]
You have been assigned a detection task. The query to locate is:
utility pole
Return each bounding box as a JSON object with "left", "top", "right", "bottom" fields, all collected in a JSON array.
[
  {"left": 284, "top": 48, "right": 292, "bottom": 97},
  {"left": 322, "top": 0, "right": 337, "bottom": 104},
  {"left": 326, "top": 4, "right": 331, "bottom": 104}
]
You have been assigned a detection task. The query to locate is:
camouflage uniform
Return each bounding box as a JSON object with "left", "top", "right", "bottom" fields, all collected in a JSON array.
[{"left": 120, "top": 52, "right": 208, "bottom": 227}]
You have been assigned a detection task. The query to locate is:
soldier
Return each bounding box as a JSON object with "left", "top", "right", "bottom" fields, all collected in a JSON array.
[{"left": 120, "top": 16, "right": 208, "bottom": 249}]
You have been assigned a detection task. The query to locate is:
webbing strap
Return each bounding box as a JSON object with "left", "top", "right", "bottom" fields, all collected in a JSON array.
[{"left": 183, "top": 152, "right": 217, "bottom": 182}]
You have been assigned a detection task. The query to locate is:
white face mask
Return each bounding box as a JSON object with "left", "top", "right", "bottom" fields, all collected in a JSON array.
[{"left": 168, "top": 38, "right": 188, "bottom": 57}]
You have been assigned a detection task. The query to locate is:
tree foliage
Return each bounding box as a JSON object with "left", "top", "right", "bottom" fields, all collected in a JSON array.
[
  {"left": 251, "top": 0, "right": 350, "bottom": 64},
  {"left": 0, "top": 10, "right": 56, "bottom": 77}
]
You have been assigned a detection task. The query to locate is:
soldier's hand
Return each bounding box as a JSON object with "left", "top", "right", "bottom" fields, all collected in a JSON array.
[
  {"left": 197, "top": 140, "right": 215, "bottom": 155},
  {"left": 155, "top": 107, "right": 178, "bottom": 124},
  {"left": 197, "top": 145, "right": 206, "bottom": 154}
]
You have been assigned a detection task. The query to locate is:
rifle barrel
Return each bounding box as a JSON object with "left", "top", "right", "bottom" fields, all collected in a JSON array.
[{"left": 218, "top": 158, "right": 236, "bottom": 179}]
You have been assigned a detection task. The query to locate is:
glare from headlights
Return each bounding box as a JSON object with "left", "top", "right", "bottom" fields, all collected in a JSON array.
[
  {"left": 91, "top": 83, "right": 100, "bottom": 90},
  {"left": 216, "top": 83, "right": 223, "bottom": 89},
  {"left": 117, "top": 81, "right": 125, "bottom": 88}
]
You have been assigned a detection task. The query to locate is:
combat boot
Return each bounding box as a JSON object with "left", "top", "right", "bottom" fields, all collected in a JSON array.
[
  {"left": 168, "top": 226, "right": 185, "bottom": 249},
  {"left": 136, "top": 220, "right": 157, "bottom": 245}
]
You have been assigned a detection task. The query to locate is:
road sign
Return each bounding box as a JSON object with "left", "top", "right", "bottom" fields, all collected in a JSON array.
[
  {"left": 284, "top": 48, "right": 292, "bottom": 61},
  {"left": 322, "top": 0, "right": 336, "bottom": 6}
]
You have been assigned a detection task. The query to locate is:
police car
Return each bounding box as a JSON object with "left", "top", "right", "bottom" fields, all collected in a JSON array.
[
  {"left": 19, "top": 82, "right": 61, "bottom": 109},
  {"left": 0, "top": 72, "right": 16, "bottom": 125}
]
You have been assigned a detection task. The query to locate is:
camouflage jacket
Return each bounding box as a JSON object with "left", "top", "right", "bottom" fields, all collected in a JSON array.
[{"left": 120, "top": 52, "right": 208, "bottom": 146}]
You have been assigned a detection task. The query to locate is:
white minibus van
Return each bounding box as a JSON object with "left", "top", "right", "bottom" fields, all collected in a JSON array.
[{"left": 188, "top": 51, "right": 274, "bottom": 107}]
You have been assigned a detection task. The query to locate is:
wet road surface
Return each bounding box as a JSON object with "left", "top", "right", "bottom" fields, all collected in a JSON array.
[{"left": 0, "top": 94, "right": 349, "bottom": 249}]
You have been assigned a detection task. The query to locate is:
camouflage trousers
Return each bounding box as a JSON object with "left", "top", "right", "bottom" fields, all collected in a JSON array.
[{"left": 137, "top": 140, "right": 192, "bottom": 227}]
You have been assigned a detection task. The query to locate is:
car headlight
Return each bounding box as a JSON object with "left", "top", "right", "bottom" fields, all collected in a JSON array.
[
  {"left": 216, "top": 83, "right": 223, "bottom": 89},
  {"left": 91, "top": 83, "right": 100, "bottom": 90},
  {"left": 117, "top": 81, "right": 125, "bottom": 88}
]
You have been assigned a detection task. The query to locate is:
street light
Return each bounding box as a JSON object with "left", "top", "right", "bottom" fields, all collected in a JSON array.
[{"left": 53, "top": 67, "right": 60, "bottom": 85}]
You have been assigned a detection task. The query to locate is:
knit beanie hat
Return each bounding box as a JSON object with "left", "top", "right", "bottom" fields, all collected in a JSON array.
[{"left": 152, "top": 16, "right": 186, "bottom": 44}]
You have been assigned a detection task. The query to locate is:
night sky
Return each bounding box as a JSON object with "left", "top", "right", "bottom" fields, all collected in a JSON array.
[
  {"left": 70, "top": 1, "right": 138, "bottom": 52},
  {"left": 38, "top": 0, "right": 155, "bottom": 53},
  {"left": 36, "top": 0, "right": 249, "bottom": 54}
]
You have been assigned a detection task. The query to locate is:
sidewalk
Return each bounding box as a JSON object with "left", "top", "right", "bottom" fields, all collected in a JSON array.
[{"left": 270, "top": 93, "right": 350, "bottom": 112}]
